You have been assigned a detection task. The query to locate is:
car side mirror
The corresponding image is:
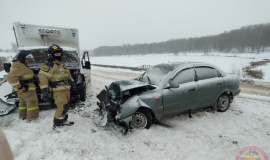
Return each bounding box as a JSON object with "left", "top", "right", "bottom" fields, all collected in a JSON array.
[
  {"left": 168, "top": 80, "right": 179, "bottom": 88},
  {"left": 85, "top": 61, "right": 91, "bottom": 69},
  {"left": 4, "top": 63, "right": 11, "bottom": 73}
]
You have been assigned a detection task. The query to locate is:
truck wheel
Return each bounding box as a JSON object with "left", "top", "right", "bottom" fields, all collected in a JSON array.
[
  {"left": 78, "top": 82, "right": 86, "bottom": 102},
  {"left": 131, "top": 108, "right": 152, "bottom": 129},
  {"left": 217, "top": 93, "right": 230, "bottom": 112}
]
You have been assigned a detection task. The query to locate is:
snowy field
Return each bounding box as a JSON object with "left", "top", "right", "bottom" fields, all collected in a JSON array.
[
  {"left": 1, "top": 67, "right": 270, "bottom": 160},
  {"left": 91, "top": 52, "right": 270, "bottom": 80}
]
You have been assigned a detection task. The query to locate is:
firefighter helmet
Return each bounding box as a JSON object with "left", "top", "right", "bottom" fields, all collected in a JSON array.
[
  {"left": 48, "top": 44, "right": 63, "bottom": 56},
  {"left": 17, "top": 50, "right": 33, "bottom": 63}
]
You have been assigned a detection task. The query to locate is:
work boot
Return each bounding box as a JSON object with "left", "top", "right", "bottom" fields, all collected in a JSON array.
[
  {"left": 62, "top": 114, "right": 74, "bottom": 126},
  {"left": 53, "top": 118, "right": 66, "bottom": 131}
]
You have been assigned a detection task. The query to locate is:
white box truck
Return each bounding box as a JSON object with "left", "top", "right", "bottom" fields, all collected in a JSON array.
[{"left": 0, "top": 21, "right": 91, "bottom": 115}]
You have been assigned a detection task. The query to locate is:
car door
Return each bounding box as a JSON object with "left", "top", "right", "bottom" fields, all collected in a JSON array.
[
  {"left": 194, "top": 66, "right": 224, "bottom": 109},
  {"left": 163, "top": 67, "right": 198, "bottom": 116}
]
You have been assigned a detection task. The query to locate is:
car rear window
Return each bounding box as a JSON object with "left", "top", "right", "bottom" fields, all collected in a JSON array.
[{"left": 195, "top": 67, "right": 218, "bottom": 80}]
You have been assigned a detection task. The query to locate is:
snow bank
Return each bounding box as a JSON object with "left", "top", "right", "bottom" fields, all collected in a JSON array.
[
  {"left": 256, "top": 64, "right": 270, "bottom": 81},
  {"left": 237, "top": 93, "right": 270, "bottom": 102},
  {"left": 92, "top": 66, "right": 143, "bottom": 74}
]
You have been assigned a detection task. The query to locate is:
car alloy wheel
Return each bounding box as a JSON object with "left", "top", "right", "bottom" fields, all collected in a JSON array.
[
  {"left": 217, "top": 94, "right": 230, "bottom": 112},
  {"left": 131, "top": 108, "right": 152, "bottom": 129}
]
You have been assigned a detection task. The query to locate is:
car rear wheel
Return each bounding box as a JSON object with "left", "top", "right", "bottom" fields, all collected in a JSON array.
[
  {"left": 217, "top": 93, "right": 230, "bottom": 112},
  {"left": 131, "top": 108, "right": 152, "bottom": 129}
]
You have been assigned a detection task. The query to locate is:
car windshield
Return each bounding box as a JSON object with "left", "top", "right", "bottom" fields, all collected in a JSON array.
[
  {"left": 140, "top": 63, "right": 179, "bottom": 86},
  {"left": 15, "top": 49, "right": 79, "bottom": 63}
]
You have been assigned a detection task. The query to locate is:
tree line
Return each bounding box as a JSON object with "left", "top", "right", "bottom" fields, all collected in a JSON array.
[{"left": 93, "top": 23, "right": 270, "bottom": 56}]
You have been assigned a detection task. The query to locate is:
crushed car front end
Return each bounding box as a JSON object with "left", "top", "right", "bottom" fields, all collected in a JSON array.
[{"left": 95, "top": 79, "right": 160, "bottom": 134}]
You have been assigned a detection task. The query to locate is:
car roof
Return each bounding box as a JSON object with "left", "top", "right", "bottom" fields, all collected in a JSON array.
[
  {"left": 156, "top": 61, "right": 210, "bottom": 68},
  {"left": 155, "top": 61, "right": 226, "bottom": 75}
]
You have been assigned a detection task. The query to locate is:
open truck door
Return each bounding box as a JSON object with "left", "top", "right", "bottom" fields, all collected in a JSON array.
[
  {"left": 80, "top": 51, "right": 91, "bottom": 88},
  {"left": 81, "top": 51, "right": 91, "bottom": 69}
]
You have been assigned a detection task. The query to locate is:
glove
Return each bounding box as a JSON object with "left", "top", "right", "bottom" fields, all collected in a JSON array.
[
  {"left": 41, "top": 88, "right": 50, "bottom": 102},
  {"left": 18, "top": 85, "right": 28, "bottom": 92},
  {"left": 23, "top": 85, "right": 29, "bottom": 91}
]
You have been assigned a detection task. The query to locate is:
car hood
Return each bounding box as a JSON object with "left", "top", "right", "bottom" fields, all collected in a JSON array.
[{"left": 112, "top": 79, "right": 151, "bottom": 92}]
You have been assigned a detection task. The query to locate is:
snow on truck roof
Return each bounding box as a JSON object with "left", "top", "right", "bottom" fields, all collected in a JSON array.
[{"left": 18, "top": 46, "right": 77, "bottom": 52}]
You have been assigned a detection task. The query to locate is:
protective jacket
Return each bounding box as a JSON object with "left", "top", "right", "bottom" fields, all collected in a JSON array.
[
  {"left": 38, "top": 59, "right": 74, "bottom": 91},
  {"left": 7, "top": 61, "right": 36, "bottom": 91},
  {"left": 38, "top": 59, "right": 74, "bottom": 121},
  {"left": 7, "top": 60, "right": 39, "bottom": 119}
]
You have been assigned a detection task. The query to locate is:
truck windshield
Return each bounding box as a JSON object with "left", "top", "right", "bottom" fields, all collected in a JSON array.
[{"left": 16, "top": 49, "right": 78, "bottom": 63}]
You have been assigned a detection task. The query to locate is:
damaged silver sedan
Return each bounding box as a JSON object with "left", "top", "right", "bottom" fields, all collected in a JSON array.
[{"left": 96, "top": 62, "right": 241, "bottom": 134}]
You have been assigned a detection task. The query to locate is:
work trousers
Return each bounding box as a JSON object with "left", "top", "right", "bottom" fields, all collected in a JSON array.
[
  {"left": 53, "top": 90, "right": 70, "bottom": 120},
  {"left": 17, "top": 91, "right": 39, "bottom": 120}
]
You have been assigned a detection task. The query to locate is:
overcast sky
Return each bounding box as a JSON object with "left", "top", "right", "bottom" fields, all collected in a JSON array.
[{"left": 1, "top": 0, "right": 270, "bottom": 50}]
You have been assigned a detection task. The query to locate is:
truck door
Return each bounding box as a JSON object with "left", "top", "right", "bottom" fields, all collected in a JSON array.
[{"left": 81, "top": 51, "right": 91, "bottom": 70}]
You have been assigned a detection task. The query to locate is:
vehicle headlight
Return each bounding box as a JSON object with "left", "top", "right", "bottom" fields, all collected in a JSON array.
[{"left": 115, "top": 110, "right": 121, "bottom": 120}]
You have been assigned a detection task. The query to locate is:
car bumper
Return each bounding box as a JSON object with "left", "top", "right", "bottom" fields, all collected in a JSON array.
[
  {"left": 118, "top": 115, "right": 133, "bottom": 134},
  {"left": 233, "top": 88, "right": 241, "bottom": 96}
]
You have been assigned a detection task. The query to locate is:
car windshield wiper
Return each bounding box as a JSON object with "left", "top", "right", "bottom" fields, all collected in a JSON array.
[{"left": 147, "top": 76, "right": 152, "bottom": 84}]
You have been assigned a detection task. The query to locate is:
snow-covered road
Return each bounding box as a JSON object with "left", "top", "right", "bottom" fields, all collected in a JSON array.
[{"left": 1, "top": 68, "right": 270, "bottom": 160}]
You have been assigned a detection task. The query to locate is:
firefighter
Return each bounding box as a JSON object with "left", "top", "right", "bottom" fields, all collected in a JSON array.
[
  {"left": 38, "top": 44, "right": 76, "bottom": 131},
  {"left": 7, "top": 50, "right": 39, "bottom": 120}
]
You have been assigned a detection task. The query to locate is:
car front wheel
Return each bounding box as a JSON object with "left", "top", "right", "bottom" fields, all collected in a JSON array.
[
  {"left": 131, "top": 108, "right": 152, "bottom": 129},
  {"left": 217, "top": 93, "right": 230, "bottom": 112}
]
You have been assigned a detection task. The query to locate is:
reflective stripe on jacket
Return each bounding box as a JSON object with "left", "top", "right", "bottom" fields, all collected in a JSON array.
[
  {"left": 7, "top": 61, "right": 36, "bottom": 91},
  {"left": 38, "top": 60, "right": 74, "bottom": 92}
]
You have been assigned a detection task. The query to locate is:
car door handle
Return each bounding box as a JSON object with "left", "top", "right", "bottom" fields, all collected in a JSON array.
[
  {"left": 189, "top": 88, "right": 195, "bottom": 92},
  {"left": 217, "top": 83, "right": 222, "bottom": 85}
]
